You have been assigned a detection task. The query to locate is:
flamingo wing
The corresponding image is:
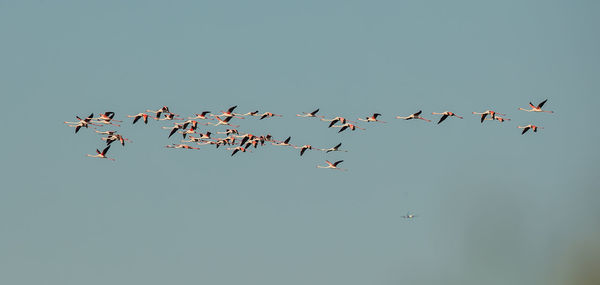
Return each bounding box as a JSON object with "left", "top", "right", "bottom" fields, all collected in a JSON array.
[
  {"left": 338, "top": 126, "right": 348, "bottom": 133},
  {"left": 480, "top": 113, "right": 488, "bottom": 123},
  {"left": 438, "top": 114, "right": 448, "bottom": 124},
  {"left": 537, "top": 99, "right": 548, "bottom": 108},
  {"left": 283, "top": 137, "right": 291, "bottom": 144},
  {"left": 132, "top": 116, "right": 140, "bottom": 124},
  {"left": 300, "top": 148, "right": 307, "bottom": 156},
  {"left": 310, "top": 109, "right": 319, "bottom": 115},
  {"left": 414, "top": 110, "right": 422, "bottom": 116},
  {"left": 333, "top": 160, "right": 344, "bottom": 167},
  {"left": 102, "top": 146, "right": 110, "bottom": 155},
  {"left": 521, "top": 127, "right": 530, "bottom": 135},
  {"left": 227, "top": 105, "right": 237, "bottom": 113},
  {"left": 328, "top": 120, "right": 339, "bottom": 128}
]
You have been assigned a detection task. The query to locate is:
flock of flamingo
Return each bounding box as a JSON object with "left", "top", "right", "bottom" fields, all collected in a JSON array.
[{"left": 64, "top": 100, "right": 553, "bottom": 170}]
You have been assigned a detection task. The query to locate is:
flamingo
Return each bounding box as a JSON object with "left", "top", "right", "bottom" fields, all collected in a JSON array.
[
  {"left": 227, "top": 146, "right": 250, "bottom": 156},
  {"left": 484, "top": 116, "right": 511, "bottom": 122},
  {"left": 87, "top": 146, "right": 115, "bottom": 161},
  {"left": 519, "top": 99, "right": 554, "bottom": 113},
  {"left": 320, "top": 143, "right": 347, "bottom": 153},
  {"left": 296, "top": 145, "right": 313, "bottom": 156},
  {"left": 431, "top": 111, "right": 463, "bottom": 124},
  {"left": 64, "top": 113, "right": 98, "bottom": 133},
  {"left": 240, "top": 110, "right": 260, "bottom": 117},
  {"left": 317, "top": 160, "right": 346, "bottom": 171},
  {"left": 188, "top": 111, "right": 213, "bottom": 120},
  {"left": 297, "top": 108, "right": 323, "bottom": 118},
  {"left": 472, "top": 110, "right": 505, "bottom": 123},
  {"left": 322, "top": 116, "right": 353, "bottom": 128},
  {"left": 165, "top": 144, "right": 200, "bottom": 150},
  {"left": 518, "top": 124, "right": 543, "bottom": 135},
  {"left": 214, "top": 105, "right": 244, "bottom": 119},
  {"left": 155, "top": 112, "right": 181, "bottom": 121},
  {"left": 332, "top": 123, "right": 365, "bottom": 133},
  {"left": 259, "top": 112, "right": 283, "bottom": 120},
  {"left": 128, "top": 113, "right": 149, "bottom": 124},
  {"left": 163, "top": 123, "right": 186, "bottom": 138},
  {"left": 396, "top": 110, "right": 431, "bottom": 122},
  {"left": 358, "top": 113, "right": 386, "bottom": 123},
  {"left": 103, "top": 134, "right": 130, "bottom": 146},
  {"left": 146, "top": 106, "right": 170, "bottom": 119},
  {"left": 205, "top": 116, "right": 239, "bottom": 128},
  {"left": 95, "top": 112, "right": 122, "bottom": 123},
  {"left": 272, "top": 136, "right": 295, "bottom": 147},
  {"left": 217, "top": 129, "right": 239, "bottom": 135}
]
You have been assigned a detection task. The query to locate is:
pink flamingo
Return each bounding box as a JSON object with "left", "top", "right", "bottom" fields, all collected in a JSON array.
[
  {"left": 358, "top": 113, "right": 386, "bottom": 123},
  {"left": 472, "top": 110, "right": 505, "bottom": 123},
  {"left": 396, "top": 110, "right": 431, "bottom": 122},
  {"left": 297, "top": 108, "right": 323, "bottom": 118},
  {"left": 317, "top": 160, "right": 346, "bottom": 171},
  {"left": 519, "top": 99, "right": 554, "bottom": 113},
  {"left": 518, "top": 124, "right": 543, "bottom": 135},
  {"left": 87, "top": 146, "right": 115, "bottom": 161},
  {"left": 128, "top": 113, "right": 149, "bottom": 124},
  {"left": 332, "top": 123, "right": 365, "bottom": 133},
  {"left": 259, "top": 112, "right": 283, "bottom": 120},
  {"left": 431, "top": 111, "right": 463, "bottom": 124}
]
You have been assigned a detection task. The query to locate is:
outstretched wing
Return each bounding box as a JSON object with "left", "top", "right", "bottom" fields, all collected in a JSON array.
[
  {"left": 310, "top": 108, "right": 319, "bottom": 115},
  {"left": 102, "top": 146, "right": 111, "bottom": 155},
  {"left": 480, "top": 113, "right": 488, "bottom": 123},
  {"left": 414, "top": 110, "right": 422, "bottom": 116},
  {"left": 438, "top": 114, "right": 448, "bottom": 124},
  {"left": 537, "top": 99, "right": 548, "bottom": 108},
  {"left": 227, "top": 105, "right": 237, "bottom": 113},
  {"left": 333, "top": 160, "right": 344, "bottom": 167},
  {"left": 132, "top": 116, "right": 141, "bottom": 124},
  {"left": 283, "top": 136, "right": 291, "bottom": 144},
  {"left": 521, "top": 127, "right": 530, "bottom": 135}
]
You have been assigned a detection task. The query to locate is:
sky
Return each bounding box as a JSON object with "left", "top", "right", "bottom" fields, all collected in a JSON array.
[{"left": 1, "top": 1, "right": 599, "bottom": 284}]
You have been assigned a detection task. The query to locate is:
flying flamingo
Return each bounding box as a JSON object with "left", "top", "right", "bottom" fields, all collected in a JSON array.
[
  {"left": 259, "top": 112, "right": 283, "bottom": 120},
  {"left": 188, "top": 111, "right": 213, "bottom": 120},
  {"left": 317, "top": 160, "right": 346, "bottom": 171},
  {"left": 64, "top": 113, "right": 99, "bottom": 133},
  {"left": 431, "top": 111, "right": 463, "bottom": 124},
  {"left": 297, "top": 109, "right": 323, "bottom": 118},
  {"left": 217, "top": 129, "right": 239, "bottom": 135},
  {"left": 205, "top": 116, "right": 239, "bottom": 128},
  {"left": 396, "top": 110, "right": 431, "bottom": 122},
  {"left": 472, "top": 110, "right": 505, "bottom": 123},
  {"left": 214, "top": 105, "right": 244, "bottom": 119},
  {"left": 103, "top": 134, "right": 130, "bottom": 146},
  {"left": 128, "top": 113, "right": 149, "bottom": 124},
  {"left": 240, "top": 110, "right": 260, "bottom": 117},
  {"left": 227, "top": 146, "right": 250, "bottom": 156},
  {"left": 272, "top": 136, "right": 295, "bottom": 147},
  {"left": 519, "top": 99, "right": 554, "bottom": 113},
  {"left": 484, "top": 116, "right": 511, "bottom": 122},
  {"left": 95, "top": 112, "right": 122, "bottom": 123},
  {"left": 320, "top": 143, "right": 347, "bottom": 153},
  {"left": 87, "top": 146, "right": 115, "bottom": 161},
  {"left": 322, "top": 116, "right": 354, "bottom": 128},
  {"left": 163, "top": 123, "right": 186, "bottom": 138},
  {"left": 332, "top": 123, "right": 365, "bottom": 133},
  {"left": 358, "top": 113, "right": 386, "bottom": 123},
  {"left": 165, "top": 144, "right": 200, "bottom": 150},
  {"left": 146, "top": 106, "right": 170, "bottom": 119},
  {"left": 155, "top": 112, "right": 181, "bottom": 121},
  {"left": 518, "top": 124, "right": 543, "bottom": 135},
  {"left": 296, "top": 145, "right": 313, "bottom": 156}
]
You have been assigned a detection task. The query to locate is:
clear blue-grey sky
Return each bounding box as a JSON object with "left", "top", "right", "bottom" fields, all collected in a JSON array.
[{"left": 1, "top": 1, "right": 599, "bottom": 284}]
